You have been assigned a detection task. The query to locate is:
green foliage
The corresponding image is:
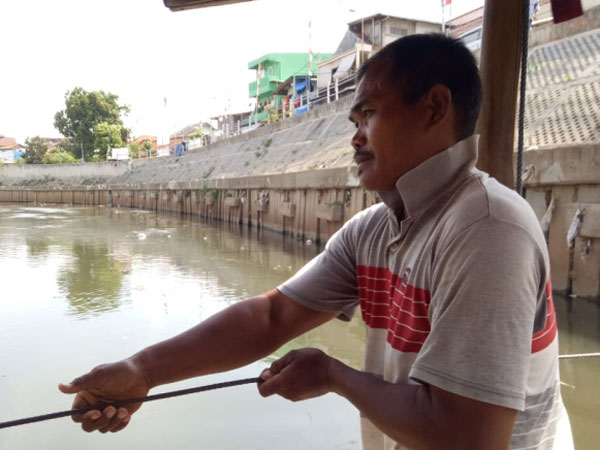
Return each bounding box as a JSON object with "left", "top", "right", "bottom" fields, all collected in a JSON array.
[
  {"left": 189, "top": 129, "right": 204, "bottom": 140},
  {"left": 24, "top": 136, "right": 49, "bottom": 164},
  {"left": 202, "top": 166, "right": 215, "bottom": 179},
  {"left": 43, "top": 149, "right": 78, "bottom": 164},
  {"left": 142, "top": 141, "right": 155, "bottom": 157},
  {"left": 57, "top": 243, "right": 123, "bottom": 315},
  {"left": 200, "top": 188, "right": 218, "bottom": 201},
  {"left": 14, "top": 157, "right": 26, "bottom": 165},
  {"left": 129, "top": 142, "right": 141, "bottom": 159},
  {"left": 93, "top": 122, "right": 124, "bottom": 160},
  {"left": 264, "top": 104, "right": 279, "bottom": 123},
  {"left": 53, "top": 87, "right": 130, "bottom": 160}
]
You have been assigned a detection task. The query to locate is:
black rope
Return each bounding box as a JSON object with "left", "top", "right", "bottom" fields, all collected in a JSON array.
[
  {"left": 516, "top": 0, "right": 531, "bottom": 197},
  {"left": 0, "top": 377, "right": 261, "bottom": 430}
]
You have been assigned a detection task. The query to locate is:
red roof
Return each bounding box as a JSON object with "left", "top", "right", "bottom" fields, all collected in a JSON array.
[
  {"left": 0, "top": 137, "right": 18, "bottom": 150},
  {"left": 447, "top": 6, "right": 483, "bottom": 38}
]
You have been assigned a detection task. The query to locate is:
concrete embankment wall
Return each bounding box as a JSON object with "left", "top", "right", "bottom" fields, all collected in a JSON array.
[
  {"left": 1, "top": 98, "right": 600, "bottom": 300},
  {"left": 0, "top": 96, "right": 372, "bottom": 244},
  {"left": 524, "top": 144, "right": 600, "bottom": 298}
]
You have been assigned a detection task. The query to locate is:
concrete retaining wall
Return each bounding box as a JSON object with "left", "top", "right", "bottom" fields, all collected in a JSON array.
[
  {"left": 0, "top": 160, "right": 130, "bottom": 186},
  {"left": 1, "top": 98, "right": 599, "bottom": 299},
  {"left": 524, "top": 144, "right": 600, "bottom": 299}
]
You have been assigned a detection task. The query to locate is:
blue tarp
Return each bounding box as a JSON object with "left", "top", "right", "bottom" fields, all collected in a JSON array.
[
  {"left": 175, "top": 143, "right": 183, "bottom": 157},
  {"left": 295, "top": 80, "right": 307, "bottom": 92}
]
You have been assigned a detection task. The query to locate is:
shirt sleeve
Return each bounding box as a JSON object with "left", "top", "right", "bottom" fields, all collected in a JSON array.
[
  {"left": 278, "top": 215, "right": 360, "bottom": 321},
  {"left": 409, "top": 217, "right": 548, "bottom": 411}
]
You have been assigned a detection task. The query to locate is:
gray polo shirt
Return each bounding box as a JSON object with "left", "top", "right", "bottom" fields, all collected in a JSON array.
[{"left": 279, "top": 136, "right": 572, "bottom": 449}]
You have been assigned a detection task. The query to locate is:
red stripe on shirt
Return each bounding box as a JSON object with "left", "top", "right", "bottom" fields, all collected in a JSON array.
[
  {"left": 357, "top": 265, "right": 431, "bottom": 353},
  {"left": 531, "top": 281, "right": 558, "bottom": 353}
]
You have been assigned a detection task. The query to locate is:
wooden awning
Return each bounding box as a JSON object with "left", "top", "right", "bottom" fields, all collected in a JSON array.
[{"left": 163, "top": 0, "right": 252, "bottom": 12}]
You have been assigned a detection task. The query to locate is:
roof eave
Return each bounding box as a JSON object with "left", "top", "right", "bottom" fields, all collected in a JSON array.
[{"left": 163, "top": 0, "right": 252, "bottom": 12}]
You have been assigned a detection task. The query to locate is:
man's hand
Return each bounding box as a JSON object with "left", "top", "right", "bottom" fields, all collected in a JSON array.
[
  {"left": 58, "top": 358, "right": 151, "bottom": 433},
  {"left": 258, "top": 348, "right": 335, "bottom": 401}
]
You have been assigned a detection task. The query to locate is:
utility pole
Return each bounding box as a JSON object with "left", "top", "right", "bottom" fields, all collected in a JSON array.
[{"left": 441, "top": 0, "right": 446, "bottom": 34}]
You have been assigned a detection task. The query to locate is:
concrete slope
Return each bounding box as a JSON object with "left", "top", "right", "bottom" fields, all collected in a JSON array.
[
  {"left": 524, "top": 27, "right": 600, "bottom": 148},
  {"left": 111, "top": 98, "right": 356, "bottom": 187}
]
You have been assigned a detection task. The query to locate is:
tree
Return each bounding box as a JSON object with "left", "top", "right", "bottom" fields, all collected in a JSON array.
[
  {"left": 24, "top": 136, "right": 49, "bottom": 164},
  {"left": 54, "top": 87, "right": 130, "bottom": 161},
  {"left": 129, "top": 142, "right": 141, "bottom": 159},
  {"left": 43, "top": 149, "right": 78, "bottom": 164},
  {"left": 94, "top": 122, "right": 124, "bottom": 157},
  {"left": 142, "top": 141, "right": 155, "bottom": 157},
  {"left": 189, "top": 129, "right": 204, "bottom": 140}
]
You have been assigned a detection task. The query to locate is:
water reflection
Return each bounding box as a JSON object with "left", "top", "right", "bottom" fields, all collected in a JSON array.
[
  {"left": 2, "top": 204, "right": 599, "bottom": 449},
  {"left": 555, "top": 295, "right": 600, "bottom": 450},
  {"left": 57, "top": 243, "right": 124, "bottom": 318},
  {"left": 25, "top": 236, "right": 53, "bottom": 259}
]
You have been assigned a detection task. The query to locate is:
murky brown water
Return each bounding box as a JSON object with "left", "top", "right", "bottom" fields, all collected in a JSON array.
[{"left": 0, "top": 204, "right": 598, "bottom": 449}]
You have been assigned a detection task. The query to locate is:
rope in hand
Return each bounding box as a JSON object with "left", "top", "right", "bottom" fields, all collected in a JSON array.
[
  {"left": 0, "top": 377, "right": 261, "bottom": 430},
  {"left": 3, "top": 352, "right": 600, "bottom": 430}
]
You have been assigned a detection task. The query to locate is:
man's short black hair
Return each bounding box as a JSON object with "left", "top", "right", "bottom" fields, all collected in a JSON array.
[{"left": 357, "top": 33, "right": 482, "bottom": 141}]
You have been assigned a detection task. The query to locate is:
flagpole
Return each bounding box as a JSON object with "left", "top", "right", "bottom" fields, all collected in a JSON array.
[{"left": 441, "top": 0, "right": 445, "bottom": 34}]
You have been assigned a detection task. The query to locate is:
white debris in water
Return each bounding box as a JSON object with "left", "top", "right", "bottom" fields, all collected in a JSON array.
[
  {"left": 137, "top": 232, "right": 147, "bottom": 240},
  {"left": 306, "top": 239, "right": 313, "bottom": 246}
]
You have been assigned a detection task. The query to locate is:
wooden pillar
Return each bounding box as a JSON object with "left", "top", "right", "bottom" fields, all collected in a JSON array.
[{"left": 475, "top": 0, "right": 525, "bottom": 189}]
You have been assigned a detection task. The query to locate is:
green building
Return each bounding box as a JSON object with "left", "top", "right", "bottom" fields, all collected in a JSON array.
[{"left": 248, "top": 52, "right": 332, "bottom": 122}]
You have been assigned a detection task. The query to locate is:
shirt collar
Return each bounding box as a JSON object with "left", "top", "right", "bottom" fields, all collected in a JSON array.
[{"left": 388, "top": 135, "right": 479, "bottom": 220}]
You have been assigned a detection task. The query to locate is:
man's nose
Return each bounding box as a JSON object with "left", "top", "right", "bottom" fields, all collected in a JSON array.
[{"left": 351, "top": 128, "right": 366, "bottom": 151}]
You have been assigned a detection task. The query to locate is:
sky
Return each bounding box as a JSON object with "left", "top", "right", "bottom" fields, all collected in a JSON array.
[{"left": 0, "top": 0, "right": 483, "bottom": 144}]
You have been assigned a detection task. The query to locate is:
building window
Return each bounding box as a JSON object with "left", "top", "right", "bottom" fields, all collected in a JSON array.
[
  {"left": 390, "top": 27, "right": 407, "bottom": 36},
  {"left": 268, "top": 66, "right": 273, "bottom": 76}
]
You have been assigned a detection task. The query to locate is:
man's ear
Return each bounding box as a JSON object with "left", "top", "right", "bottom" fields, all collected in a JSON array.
[{"left": 423, "top": 84, "right": 453, "bottom": 130}]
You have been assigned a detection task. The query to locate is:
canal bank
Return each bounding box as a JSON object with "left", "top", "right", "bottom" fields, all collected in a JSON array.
[{"left": 2, "top": 94, "right": 600, "bottom": 300}]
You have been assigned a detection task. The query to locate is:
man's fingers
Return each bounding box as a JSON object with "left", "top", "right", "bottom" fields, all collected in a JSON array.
[
  {"left": 268, "top": 350, "right": 296, "bottom": 375},
  {"left": 58, "top": 382, "right": 80, "bottom": 394},
  {"left": 59, "top": 370, "right": 98, "bottom": 394},
  {"left": 258, "top": 369, "right": 287, "bottom": 397},
  {"left": 259, "top": 368, "right": 272, "bottom": 381},
  {"left": 98, "top": 407, "right": 125, "bottom": 433},
  {"left": 72, "top": 408, "right": 101, "bottom": 424},
  {"left": 110, "top": 416, "right": 130, "bottom": 433},
  {"left": 80, "top": 410, "right": 106, "bottom": 432}
]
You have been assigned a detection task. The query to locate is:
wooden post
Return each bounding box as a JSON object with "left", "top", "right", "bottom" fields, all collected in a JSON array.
[{"left": 475, "top": 0, "right": 525, "bottom": 188}]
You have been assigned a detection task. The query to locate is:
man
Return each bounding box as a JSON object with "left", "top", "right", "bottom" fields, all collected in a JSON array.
[{"left": 60, "top": 34, "right": 572, "bottom": 449}]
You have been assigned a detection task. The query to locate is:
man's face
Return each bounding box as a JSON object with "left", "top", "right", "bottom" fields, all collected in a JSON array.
[{"left": 348, "top": 69, "right": 425, "bottom": 192}]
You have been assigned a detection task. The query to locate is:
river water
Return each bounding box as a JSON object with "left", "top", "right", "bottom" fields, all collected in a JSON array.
[{"left": 0, "top": 204, "right": 598, "bottom": 449}]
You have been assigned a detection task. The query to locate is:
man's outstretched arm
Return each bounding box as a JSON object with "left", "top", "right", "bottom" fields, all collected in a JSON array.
[
  {"left": 259, "top": 349, "right": 517, "bottom": 450},
  {"left": 59, "top": 289, "right": 338, "bottom": 433}
]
